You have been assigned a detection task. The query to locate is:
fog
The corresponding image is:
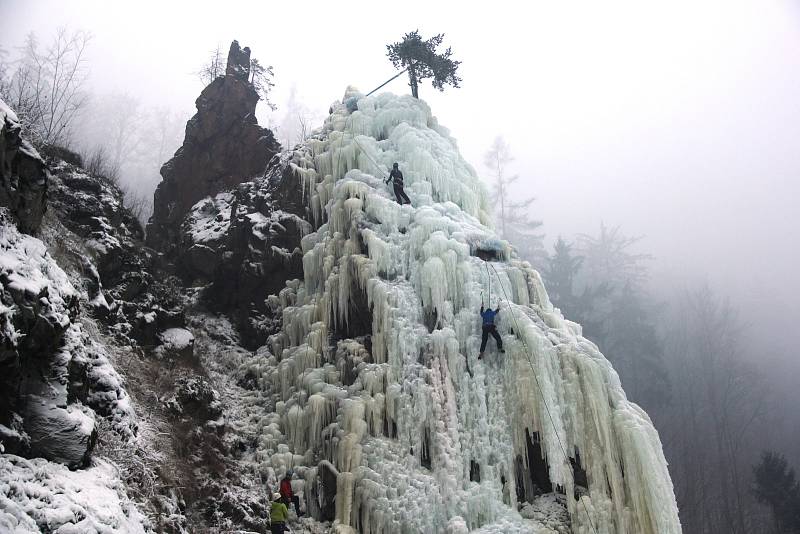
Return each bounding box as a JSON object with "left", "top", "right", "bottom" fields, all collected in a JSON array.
[
  {"left": 2, "top": 1, "right": 797, "bottom": 370},
  {"left": 3, "top": 2, "right": 800, "bottom": 529}
]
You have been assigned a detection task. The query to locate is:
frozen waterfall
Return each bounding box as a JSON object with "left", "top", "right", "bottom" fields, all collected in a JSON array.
[{"left": 254, "top": 87, "right": 681, "bottom": 534}]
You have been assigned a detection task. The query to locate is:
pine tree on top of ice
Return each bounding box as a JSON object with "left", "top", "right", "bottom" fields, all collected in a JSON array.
[{"left": 386, "top": 30, "right": 461, "bottom": 98}]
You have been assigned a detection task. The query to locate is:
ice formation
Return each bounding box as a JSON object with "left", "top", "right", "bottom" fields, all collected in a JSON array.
[{"left": 252, "top": 89, "right": 682, "bottom": 533}]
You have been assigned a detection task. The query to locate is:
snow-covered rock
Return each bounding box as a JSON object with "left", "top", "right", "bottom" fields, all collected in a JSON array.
[
  {"left": 0, "top": 98, "right": 48, "bottom": 234},
  {"left": 156, "top": 327, "right": 195, "bottom": 360},
  {"left": 147, "top": 40, "right": 280, "bottom": 254},
  {"left": 166, "top": 376, "right": 222, "bottom": 421},
  {"left": 1, "top": 208, "right": 135, "bottom": 466},
  {"left": 177, "top": 155, "right": 312, "bottom": 347},
  {"left": 43, "top": 158, "right": 189, "bottom": 350}
]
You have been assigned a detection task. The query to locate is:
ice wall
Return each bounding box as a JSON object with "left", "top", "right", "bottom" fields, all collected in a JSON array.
[{"left": 258, "top": 88, "right": 681, "bottom": 533}]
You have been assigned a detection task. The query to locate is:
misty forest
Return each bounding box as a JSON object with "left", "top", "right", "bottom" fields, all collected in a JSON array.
[{"left": 1, "top": 2, "right": 798, "bottom": 534}]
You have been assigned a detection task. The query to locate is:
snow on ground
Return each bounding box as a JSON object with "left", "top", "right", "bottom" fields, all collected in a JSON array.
[
  {"left": 184, "top": 192, "right": 234, "bottom": 245},
  {"left": 0, "top": 454, "right": 148, "bottom": 533},
  {"left": 247, "top": 88, "right": 681, "bottom": 533}
]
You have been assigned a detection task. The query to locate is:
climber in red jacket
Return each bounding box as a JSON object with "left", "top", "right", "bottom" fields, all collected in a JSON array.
[{"left": 279, "top": 470, "right": 303, "bottom": 517}]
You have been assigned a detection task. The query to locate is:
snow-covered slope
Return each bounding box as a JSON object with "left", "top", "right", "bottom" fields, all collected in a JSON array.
[
  {"left": 0, "top": 454, "right": 147, "bottom": 534},
  {"left": 0, "top": 209, "right": 144, "bottom": 532},
  {"left": 251, "top": 88, "right": 682, "bottom": 533}
]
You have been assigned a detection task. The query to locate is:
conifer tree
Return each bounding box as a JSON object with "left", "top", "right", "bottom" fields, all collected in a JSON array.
[
  {"left": 566, "top": 224, "right": 670, "bottom": 407},
  {"left": 545, "top": 237, "right": 583, "bottom": 310},
  {"left": 386, "top": 30, "right": 461, "bottom": 98},
  {"left": 753, "top": 451, "right": 800, "bottom": 533},
  {"left": 544, "top": 237, "right": 608, "bottom": 338},
  {"left": 484, "top": 136, "right": 545, "bottom": 266}
]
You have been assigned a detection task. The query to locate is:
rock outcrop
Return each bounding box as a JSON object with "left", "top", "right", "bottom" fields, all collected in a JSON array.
[
  {"left": 146, "top": 40, "right": 280, "bottom": 255},
  {"left": 0, "top": 99, "right": 48, "bottom": 234},
  {"left": 46, "top": 159, "right": 186, "bottom": 348},
  {"left": 177, "top": 153, "right": 310, "bottom": 347},
  {"left": 225, "top": 40, "right": 251, "bottom": 80},
  {"left": 0, "top": 209, "right": 134, "bottom": 468}
]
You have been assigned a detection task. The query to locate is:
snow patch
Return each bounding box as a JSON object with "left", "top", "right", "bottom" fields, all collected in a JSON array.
[
  {"left": 0, "top": 454, "right": 148, "bottom": 533},
  {"left": 159, "top": 328, "right": 195, "bottom": 350}
]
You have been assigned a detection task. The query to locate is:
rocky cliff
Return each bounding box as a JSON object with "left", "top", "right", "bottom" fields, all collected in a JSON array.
[
  {"left": 179, "top": 154, "right": 311, "bottom": 348},
  {"left": 1, "top": 75, "right": 683, "bottom": 532},
  {"left": 0, "top": 101, "right": 47, "bottom": 234},
  {"left": 0, "top": 96, "right": 192, "bottom": 532},
  {"left": 1, "top": 101, "right": 136, "bottom": 469},
  {"left": 147, "top": 41, "right": 280, "bottom": 255}
]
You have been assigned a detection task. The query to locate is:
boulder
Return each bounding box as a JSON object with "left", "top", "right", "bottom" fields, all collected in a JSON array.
[
  {"left": 24, "top": 399, "right": 96, "bottom": 469},
  {"left": 168, "top": 376, "right": 222, "bottom": 421},
  {"left": 155, "top": 328, "right": 195, "bottom": 361}
]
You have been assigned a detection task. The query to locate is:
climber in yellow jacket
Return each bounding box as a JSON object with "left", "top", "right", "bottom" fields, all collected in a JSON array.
[{"left": 270, "top": 492, "right": 289, "bottom": 534}]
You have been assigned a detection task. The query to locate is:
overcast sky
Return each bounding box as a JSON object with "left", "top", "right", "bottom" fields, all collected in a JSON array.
[{"left": 2, "top": 0, "right": 799, "bottom": 360}]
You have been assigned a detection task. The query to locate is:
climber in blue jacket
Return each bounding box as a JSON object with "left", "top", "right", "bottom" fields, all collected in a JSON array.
[{"left": 479, "top": 303, "right": 504, "bottom": 359}]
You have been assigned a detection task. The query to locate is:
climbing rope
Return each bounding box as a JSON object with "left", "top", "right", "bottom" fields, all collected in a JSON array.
[
  {"left": 365, "top": 68, "right": 408, "bottom": 97},
  {"left": 486, "top": 262, "right": 600, "bottom": 534},
  {"left": 486, "top": 263, "right": 492, "bottom": 305},
  {"left": 350, "top": 135, "right": 389, "bottom": 182}
]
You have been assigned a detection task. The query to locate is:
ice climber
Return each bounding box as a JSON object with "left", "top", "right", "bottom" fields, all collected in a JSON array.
[
  {"left": 270, "top": 492, "right": 289, "bottom": 534},
  {"left": 479, "top": 302, "right": 504, "bottom": 359},
  {"left": 385, "top": 162, "right": 411, "bottom": 205},
  {"left": 280, "top": 470, "right": 303, "bottom": 517}
]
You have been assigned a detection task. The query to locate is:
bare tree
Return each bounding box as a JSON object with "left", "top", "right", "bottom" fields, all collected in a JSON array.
[
  {"left": 1, "top": 28, "right": 92, "bottom": 147},
  {"left": 484, "top": 136, "right": 544, "bottom": 264},
  {"left": 121, "top": 185, "right": 152, "bottom": 227},
  {"left": 148, "top": 106, "right": 185, "bottom": 170},
  {"left": 0, "top": 46, "right": 10, "bottom": 98},
  {"left": 196, "top": 44, "right": 224, "bottom": 85},
  {"left": 98, "top": 93, "right": 142, "bottom": 172},
  {"left": 82, "top": 144, "right": 119, "bottom": 183}
]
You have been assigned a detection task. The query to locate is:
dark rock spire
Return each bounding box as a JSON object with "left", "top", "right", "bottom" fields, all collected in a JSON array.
[{"left": 146, "top": 41, "right": 279, "bottom": 255}]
